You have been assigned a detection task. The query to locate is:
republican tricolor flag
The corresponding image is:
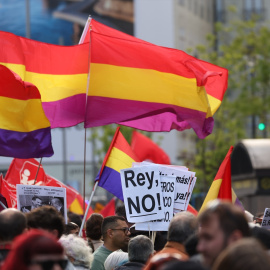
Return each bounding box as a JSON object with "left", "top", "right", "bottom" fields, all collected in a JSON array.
[
  {"left": 0, "top": 65, "right": 53, "bottom": 158},
  {"left": 199, "top": 146, "right": 243, "bottom": 213},
  {"left": 95, "top": 127, "right": 139, "bottom": 201}
]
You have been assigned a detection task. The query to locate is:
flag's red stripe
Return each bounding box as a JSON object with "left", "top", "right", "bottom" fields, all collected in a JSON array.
[
  {"left": 0, "top": 65, "right": 41, "bottom": 100},
  {"left": 113, "top": 132, "right": 139, "bottom": 161},
  {"left": 0, "top": 31, "right": 89, "bottom": 74}
]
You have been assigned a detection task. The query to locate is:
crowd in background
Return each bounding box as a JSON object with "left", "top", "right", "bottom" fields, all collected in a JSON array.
[{"left": 0, "top": 199, "right": 269, "bottom": 270}]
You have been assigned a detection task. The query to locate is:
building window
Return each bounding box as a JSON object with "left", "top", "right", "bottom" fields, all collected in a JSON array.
[
  {"left": 216, "top": 0, "right": 226, "bottom": 23},
  {"left": 243, "top": 0, "right": 264, "bottom": 21}
]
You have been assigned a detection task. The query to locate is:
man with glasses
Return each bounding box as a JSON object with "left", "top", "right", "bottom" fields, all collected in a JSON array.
[{"left": 92, "top": 216, "right": 130, "bottom": 270}]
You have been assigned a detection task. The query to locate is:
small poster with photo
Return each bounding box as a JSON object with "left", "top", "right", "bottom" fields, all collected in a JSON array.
[{"left": 16, "top": 184, "right": 67, "bottom": 223}]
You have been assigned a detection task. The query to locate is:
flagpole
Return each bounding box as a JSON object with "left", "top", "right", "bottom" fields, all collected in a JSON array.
[
  {"left": 80, "top": 16, "right": 92, "bottom": 215},
  {"left": 79, "top": 181, "right": 98, "bottom": 237},
  {"left": 0, "top": 201, "right": 7, "bottom": 209},
  {"left": 79, "top": 16, "right": 91, "bottom": 44},
  {"left": 83, "top": 128, "right": 87, "bottom": 214},
  {"left": 33, "top": 158, "right": 42, "bottom": 185}
]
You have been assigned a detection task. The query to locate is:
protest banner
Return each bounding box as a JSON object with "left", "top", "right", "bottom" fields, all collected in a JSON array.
[
  {"left": 135, "top": 174, "right": 176, "bottom": 231},
  {"left": 17, "top": 184, "right": 67, "bottom": 223},
  {"left": 133, "top": 162, "right": 196, "bottom": 211},
  {"left": 261, "top": 208, "right": 270, "bottom": 229},
  {"left": 120, "top": 166, "right": 163, "bottom": 223}
]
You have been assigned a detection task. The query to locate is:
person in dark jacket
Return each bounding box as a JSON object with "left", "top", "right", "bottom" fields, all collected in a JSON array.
[{"left": 115, "top": 235, "right": 154, "bottom": 270}]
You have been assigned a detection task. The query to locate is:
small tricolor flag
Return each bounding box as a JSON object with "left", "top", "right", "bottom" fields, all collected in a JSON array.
[
  {"left": 0, "top": 65, "right": 53, "bottom": 158},
  {"left": 199, "top": 146, "right": 243, "bottom": 213},
  {"left": 95, "top": 127, "right": 139, "bottom": 200}
]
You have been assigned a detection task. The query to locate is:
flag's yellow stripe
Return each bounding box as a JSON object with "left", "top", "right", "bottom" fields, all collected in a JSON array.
[
  {"left": 231, "top": 188, "right": 237, "bottom": 204},
  {"left": 89, "top": 63, "right": 211, "bottom": 113},
  {"left": 0, "top": 63, "right": 88, "bottom": 102},
  {"left": 199, "top": 179, "right": 222, "bottom": 214},
  {"left": 69, "top": 198, "right": 83, "bottom": 215},
  {"left": 106, "top": 147, "right": 135, "bottom": 172},
  {"left": 0, "top": 96, "right": 50, "bottom": 132}
]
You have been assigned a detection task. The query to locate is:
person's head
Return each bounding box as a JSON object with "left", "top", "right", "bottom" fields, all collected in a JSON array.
[
  {"left": 67, "top": 211, "right": 82, "bottom": 228},
  {"left": 1, "top": 229, "right": 67, "bottom": 270},
  {"left": 50, "top": 197, "right": 63, "bottom": 212},
  {"left": 104, "top": 250, "right": 128, "bottom": 270},
  {"left": 167, "top": 211, "right": 198, "bottom": 244},
  {"left": 251, "top": 226, "right": 270, "bottom": 250},
  {"left": 86, "top": 213, "right": 103, "bottom": 240},
  {"left": 184, "top": 233, "right": 199, "bottom": 257},
  {"left": 101, "top": 216, "right": 130, "bottom": 252},
  {"left": 0, "top": 208, "right": 27, "bottom": 242},
  {"left": 32, "top": 196, "right": 43, "bottom": 209},
  {"left": 26, "top": 206, "right": 65, "bottom": 239},
  {"left": 212, "top": 238, "right": 270, "bottom": 270},
  {"left": 128, "top": 235, "right": 154, "bottom": 264},
  {"left": 115, "top": 204, "right": 126, "bottom": 219},
  {"left": 59, "top": 234, "right": 93, "bottom": 269},
  {"left": 63, "top": 222, "right": 79, "bottom": 236},
  {"left": 197, "top": 200, "right": 250, "bottom": 268}
]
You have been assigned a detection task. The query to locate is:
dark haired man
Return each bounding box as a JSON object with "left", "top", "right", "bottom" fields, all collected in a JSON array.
[
  {"left": 0, "top": 208, "right": 27, "bottom": 262},
  {"left": 92, "top": 215, "right": 130, "bottom": 270},
  {"left": 26, "top": 205, "right": 65, "bottom": 239},
  {"left": 197, "top": 200, "right": 250, "bottom": 268}
]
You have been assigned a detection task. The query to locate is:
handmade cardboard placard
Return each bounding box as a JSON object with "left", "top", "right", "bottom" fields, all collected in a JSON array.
[
  {"left": 135, "top": 174, "right": 176, "bottom": 231},
  {"left": 261, "top": 208, "right": 270, "bottom": 229},
  {"left": 120, "top": 166, "right": 163, "bottom": 223},
  {"left": 17, "top": 184, "right": 67, "bottom": 223}
]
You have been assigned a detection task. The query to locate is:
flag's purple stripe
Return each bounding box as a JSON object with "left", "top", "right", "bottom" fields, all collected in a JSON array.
[
  {"left": 234, "top": 197, "right": 245, "bottom": 211},
  {"left": 85, "top": 96, "right": 214, "bottom": 139},
  {"left": 42, "top": 94, "right": 86, "bottom": 128},
  {"left": 0, "top": 127, "right": 53, "bottom": 158},
  {"left": 97, "top": 166, "right": 123, "bottom": 201}
]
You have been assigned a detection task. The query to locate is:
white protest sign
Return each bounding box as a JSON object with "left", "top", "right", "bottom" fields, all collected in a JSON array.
[
  {"left": 173, "top": 170, "right": 195, "bottom": 211},
  {"left": 17, "top": 184, "right": 67, "bottom": 223},
  {"left": 120, "top": 166, "right": 163, "bottom": 223},
  {"left": 132, "top": 162, "right": 188, "bottom": 171},
  {"left": 261, "top": 208, "right": 270, "bottom": 229},
  {"left": 135, "top": 175, "right": 176, "bottom": 231},
  {"left": 174, "top": 176, "right": 197, "bottom": 214},
  {"left": 134, "top": 163, "right": 196, "bottom": 211}
]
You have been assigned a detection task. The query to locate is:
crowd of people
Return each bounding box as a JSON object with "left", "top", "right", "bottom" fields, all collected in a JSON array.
[{"left": 0, "top": 199, "right": 269, "bottom": 270}]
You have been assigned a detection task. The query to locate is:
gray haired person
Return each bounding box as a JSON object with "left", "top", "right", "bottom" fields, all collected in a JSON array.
[{"left": 115, "top": 235, "right": 154, "bottom": 270}]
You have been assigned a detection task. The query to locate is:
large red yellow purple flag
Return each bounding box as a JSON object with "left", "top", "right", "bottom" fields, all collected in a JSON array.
[
  {"left": 199, "top": 146, "right": 243, "bottom": 213},
  {"left": 0, "top": 31, "right": 89, "bottom": 128},
  {"left": 0, "top": 65, "right": 53, "bottom": 158},
  {"left": 85, "top": 20, "right": 228, "bottom": 138},
  {"left": 95, "top": 127, "right": 139, "bottom": 200}
]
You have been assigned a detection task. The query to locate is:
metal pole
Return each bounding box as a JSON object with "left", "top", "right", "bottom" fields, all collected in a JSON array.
[
  {"left": 62, "top": 128, "right": 67, "bottom": 183},
  {"left": 79, "top": 181, "right": 98, "bottom": 237}
]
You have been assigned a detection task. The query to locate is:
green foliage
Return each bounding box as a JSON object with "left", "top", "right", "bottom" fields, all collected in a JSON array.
[{"left": 192, "top": 15, "right": 270, "bottom": 192}]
